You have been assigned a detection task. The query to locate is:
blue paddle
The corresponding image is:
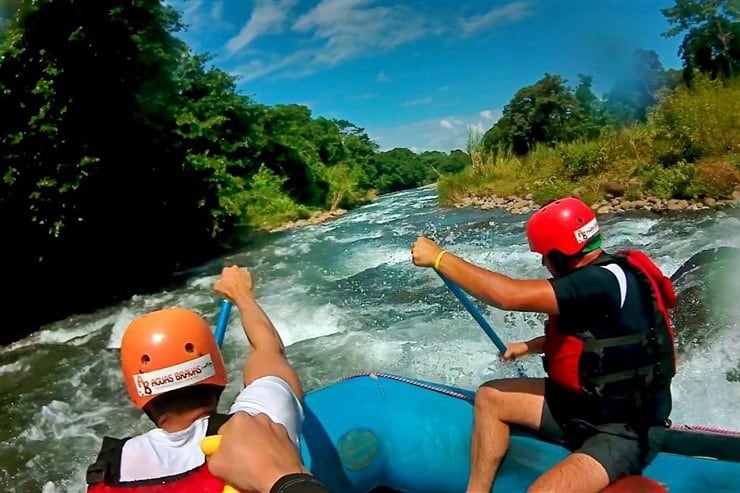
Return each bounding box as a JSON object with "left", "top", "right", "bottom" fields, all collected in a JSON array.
[
  {"left": 214, "top": 299, "right": 232, "bottom": 347},
  {"left": 435, "top": 270, "right": 527, "bottom": 377},
  {"left": 435, "top": 271, "right": 507, "bottom": 353},
  {"left": 207, "top": 298, "right": 237, "bottom": 493}
]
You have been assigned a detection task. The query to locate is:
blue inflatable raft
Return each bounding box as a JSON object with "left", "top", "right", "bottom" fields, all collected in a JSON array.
[{"left": 299, "top": 372, "right": 740, "bottom": 493}]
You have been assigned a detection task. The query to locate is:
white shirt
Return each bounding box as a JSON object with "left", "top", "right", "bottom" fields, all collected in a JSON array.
[{"left": 118, "top": 375, "right": 304, "bottom": 482}]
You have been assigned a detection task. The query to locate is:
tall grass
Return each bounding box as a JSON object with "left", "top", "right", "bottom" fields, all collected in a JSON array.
[{"left": 441, "top": 75, "right": 740, "bottom": 204}]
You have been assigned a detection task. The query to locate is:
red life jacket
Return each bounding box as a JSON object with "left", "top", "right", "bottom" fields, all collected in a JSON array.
[
  {"left": 87, "top": 465, "right": 226, "bottom": 493},
  {"left": 543, "top": 250, "right": 677, "bottom": 397},
  {"left": 86, "top": 414, "right": 232, "bottom": 493}
]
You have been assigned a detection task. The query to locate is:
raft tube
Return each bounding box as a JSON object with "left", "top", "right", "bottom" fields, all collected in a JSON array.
[{"left": 299, "top": 373, "right": 740, "bottom": 493}]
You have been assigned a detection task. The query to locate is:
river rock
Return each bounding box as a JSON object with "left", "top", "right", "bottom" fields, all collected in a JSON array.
[
  {"left": 572, "top": 186, "right": 588, "bottom": 199},
  {"left": 667, "top": 199, "right": 688, "bottom": 211},
  {"left": 601, "top": 181, "right": 626, "bottom": 197},
  {"left": 511, "top": 198, "right": 530, "bottom": 209}
]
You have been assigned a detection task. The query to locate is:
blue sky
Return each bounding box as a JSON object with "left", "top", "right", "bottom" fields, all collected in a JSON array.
[{"left": 168, "top": 0, "right": 684, "bottom": 152}]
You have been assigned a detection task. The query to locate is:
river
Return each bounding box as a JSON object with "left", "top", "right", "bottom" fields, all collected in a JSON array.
[{"left": 1, "top": 185, "right": 738, "bottom": 492}]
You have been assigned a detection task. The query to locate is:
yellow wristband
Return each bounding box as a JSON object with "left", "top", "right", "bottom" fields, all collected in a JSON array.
[{"left": 434, "top": 250, "right": 447, "bottom": 271}]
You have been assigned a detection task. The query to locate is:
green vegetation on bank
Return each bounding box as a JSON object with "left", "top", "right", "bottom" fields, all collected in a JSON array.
[
  {"left": 440, "top": 0, "right": 739, "bottom": 206},
  {"left": 440, "top": 76, "right": 739, "bottom": 205},
  {"left": 0, "top": 0, "right": 465, "bottom": 342}
]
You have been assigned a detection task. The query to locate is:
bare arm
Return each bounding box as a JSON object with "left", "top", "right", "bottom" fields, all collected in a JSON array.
[
  {"left": 524, "top": 335, "right": 546, "bottom": 354},
  {"left": 214, "top": 266, "right": 285, "bottom": 354},
  {"left": 233, "top": 294, "right": 286, "bottom": 354},
  {"left": 435, "top": 250, "right": 559, "bottom": 314},
  {"left": 214, "top": 266, "right": 303, "bottom": 399}
]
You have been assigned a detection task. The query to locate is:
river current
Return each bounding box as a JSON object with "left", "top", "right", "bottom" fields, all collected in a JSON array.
[{"left": 1, "top": 185, "right": 738, "bottom": 492}]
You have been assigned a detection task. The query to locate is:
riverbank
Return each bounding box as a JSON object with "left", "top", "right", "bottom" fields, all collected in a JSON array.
[
  {"left": 455, "top": 188, "right": 740, "bottom": 215},
  {"left": 266, "top": 184, "right": 740, "bottom": 234},
  {"left": 268, "top": 207, "right": 349, "bottom": 232}
]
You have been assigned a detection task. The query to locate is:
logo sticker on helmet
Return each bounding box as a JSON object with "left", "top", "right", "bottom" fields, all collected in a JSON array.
[
  {"left": 133, "top": 354, "right": 216, "bottom": 397},
  {"left": 573, "top": 218, "right": 599, "bottom": 244}
]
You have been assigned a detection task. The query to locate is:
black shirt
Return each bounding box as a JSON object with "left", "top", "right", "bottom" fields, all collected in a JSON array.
[{"left": 547, "top": 259, "right": 672, "bottom": 425}]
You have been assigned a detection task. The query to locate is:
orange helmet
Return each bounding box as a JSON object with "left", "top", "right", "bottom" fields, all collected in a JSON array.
[{"left": 120, "top": 307, "right": 227, "bottom": 409}]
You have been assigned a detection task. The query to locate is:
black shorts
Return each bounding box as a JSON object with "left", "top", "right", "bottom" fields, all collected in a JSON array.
[{"left": 539, "top": 379, "right": 666, "bottom": 482}]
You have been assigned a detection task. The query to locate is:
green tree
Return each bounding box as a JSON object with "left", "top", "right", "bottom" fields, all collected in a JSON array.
[
  {"left": 572, "top": 73, "right": 605, "bottom": 137},
  {"left": 370, "top": 148, "right": 430, "bottom": 192},
  {"left": 419, "top": 149, "right": 469, "bottom": 175},
  {"left": 483, "top": 74, "right": 588, "bottom": 155},
  {"left": 662, "top": 0, "right": 740, "bottom": 82},
  {"left": 173, "top": 52, "right": 269, "bottom": 235},
  {"left": 0, "top": 0, "right": 442, "bottom": 345},
  {"left": 0, "top": 0, "right": 226, "bottom": 342}
]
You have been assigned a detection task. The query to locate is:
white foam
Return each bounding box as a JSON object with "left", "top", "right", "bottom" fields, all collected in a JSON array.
[
  {"left": 106, "top": 307, "right": 137, "bottom": 349},
  {"left": 670, "top": 331, "right": 740, "bottom": 430},
  {"left": 0, "top": 360, "right": 27, "bottom": 374},
  {"left": 106, "top": 289, "right": 231, "bottom": 349},
  {"left": 327, "top": 245, "right": 412, "bottom": 281},
  {"left": 325, "top": 231, "right": 385, "bottom": 245},
  {"left": 602, "top": 217, "right": 660, "bottom": 247},
  {"left": 7, "top": 312, "right": 118, "bottom": 351},
  {"left": 263, "top": 300, "right": 346, "bottom": 347},
  {"left": 273, "top": 242, "right": 312, "bottom": 257}
]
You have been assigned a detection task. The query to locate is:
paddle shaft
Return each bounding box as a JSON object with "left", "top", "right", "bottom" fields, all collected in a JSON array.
[
  {"left": 435, "top": 270, "right": 528, "bottom": 377},
  {"left": 435, "top": 271, "right": 507, "bottom": 353},
  {"left": 211, "top": 298, "right": 237, "bottom": 493},
  {"left": 214, "top": 299, "right": 232, "bottom": 347}
]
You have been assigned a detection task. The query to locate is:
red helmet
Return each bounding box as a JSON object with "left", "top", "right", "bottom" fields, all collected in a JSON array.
[{"left": 526, "top": 197, "right": 600, "bottom": 256}]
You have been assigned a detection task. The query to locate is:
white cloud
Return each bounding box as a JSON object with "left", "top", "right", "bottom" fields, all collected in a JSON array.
[
  {"left": 224, "top": 0, "right": 535, "bottom": 82},
  {"left": 480, "top": 109, "right": 494, "bottom": 119},
  {"left": 370, "top": 110, "right": 502, "bottom": 152},
  {"left": 176, "top": 0, "right": 205, "bottom": 24},
  {"left": 292, "top": 0, "right": 440, "bottom": 68},
  {"left": 233, "top": 50, "right": 309, "bottom": 82},
  {"left": 226, "top": 0, "right": 295, "bottom": 54},
  {"left": 469, "top": 122, "right": 485, "bottom": 133},
  {"left": 211, "top": 1, "right": 224, "bottom": 20},
  {"left": 461, "top": 1, "right": 532, "bottom": 35},
  {"left": 168, "top": 0, "right": 231, "bottom": 42}
]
